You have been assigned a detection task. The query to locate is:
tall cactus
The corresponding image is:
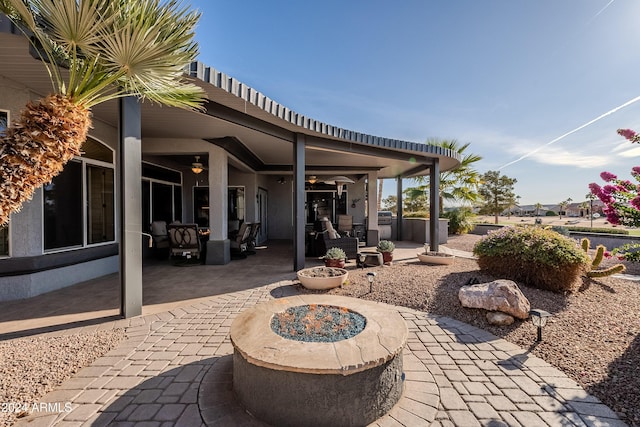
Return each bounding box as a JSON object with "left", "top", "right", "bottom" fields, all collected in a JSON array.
[{"left": 581, "top": 238, "right": 626, "bottom": 277}]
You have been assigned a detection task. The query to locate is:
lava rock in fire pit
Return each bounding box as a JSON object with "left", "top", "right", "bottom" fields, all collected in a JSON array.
[{"left": 271, "top": 304, "right": 366, "bottom": 342}]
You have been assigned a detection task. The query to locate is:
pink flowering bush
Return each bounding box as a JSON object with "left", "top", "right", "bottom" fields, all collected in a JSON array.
[
  {"left": 618, "top": 128, "right": 640, "bottom": 143},
  {"left": 589, "top": 169, "right": 640, "bottom": 227},
  {"left": 588, "top": 129, "right": 640, "bottom": 262}
]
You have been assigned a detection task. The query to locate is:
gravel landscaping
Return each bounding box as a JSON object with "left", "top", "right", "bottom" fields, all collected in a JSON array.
[
  {"left": 0, "top": 329, "right": 126, "bottom": 427},
  {"left": 299, "top": 233, "right": 640, "bottom": 427},
  {"left": 0, "top": 233, "right": 638, "bottom": 426}
]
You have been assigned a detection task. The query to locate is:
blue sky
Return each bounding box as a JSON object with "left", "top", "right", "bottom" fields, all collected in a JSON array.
[{"left": 188, "top": 0, "right": 640, "bottom": 206}]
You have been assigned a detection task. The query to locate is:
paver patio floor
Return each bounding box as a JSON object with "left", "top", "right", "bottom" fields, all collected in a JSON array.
[{"left": 1, "top": 242, "right": 627, "bottom": 426}]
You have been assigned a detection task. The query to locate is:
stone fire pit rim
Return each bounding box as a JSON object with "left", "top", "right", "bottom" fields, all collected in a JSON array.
[{"left": 230, "top": 294, "right": 408, "bottom": 376}]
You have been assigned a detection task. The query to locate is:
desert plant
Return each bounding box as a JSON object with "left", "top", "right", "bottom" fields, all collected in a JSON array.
[
  {"left": 0, "top": 0, "right": 205, "bottom": 225},
  {"left": 473, "top": 226, "right": 590, "bottom": 292},
  {"left": 442, "top": 207, "right": 475, "bottom": 235},
  {"left": 376, "top": 240, "right": 395, "bottom": 253},
  {"left": 580, "top": 238, "right": 626, "bottom": 277},
  {"left": 323, "top": 247, "right": 346, "bottom": 260}
]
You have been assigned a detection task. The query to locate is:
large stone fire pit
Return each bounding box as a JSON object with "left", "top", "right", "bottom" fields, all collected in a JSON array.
[{"left": 230, "top": 294, "right": 408, "bottom": 427}]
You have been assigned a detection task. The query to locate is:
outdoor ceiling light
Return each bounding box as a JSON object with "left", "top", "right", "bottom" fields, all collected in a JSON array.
[
  {"left": 529, "top": 309, "right": 552, "bottom": 342},
  {"left": 307, "top": 175, "right": 317, "bottom": 184},
  {"left": 325, "top": 175, "right": 355, "bottom": 197},
  {"left": 367, "top": 271, "right": 377, "bottom": 293},
  {"left": 191, "top": 156, "right": 204, "bottom": 174}
]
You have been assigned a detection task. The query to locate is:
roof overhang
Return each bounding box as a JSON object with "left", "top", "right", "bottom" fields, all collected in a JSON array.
[{"left": 0, "top": 22, "right": 460, "bottom": 178}]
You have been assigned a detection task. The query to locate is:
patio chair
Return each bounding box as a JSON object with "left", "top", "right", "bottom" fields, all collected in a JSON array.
[
  {"left": 246, "top": 222, "right": 261, "bottom": 255},
  {"left": 317, "top": 218, "right": 359, "bottom": 260},
  {"left": 231, "top": 222, "right": 252, "bottom": 259},
  {"left": 337, "top": 214, "right": 354, "bottom": 237},
  {"left": 150, "top": 220, "right": 170, "bottom": 259},
  {"left": 168, "top": 223, "right": 202, "bottom": 264}
]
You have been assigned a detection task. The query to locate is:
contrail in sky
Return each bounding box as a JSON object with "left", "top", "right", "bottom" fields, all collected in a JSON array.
[
  {"left": 498, "top": 94, "right": 640, "bottom": 170},
  {"left": 587, "top": 0, "right": 615, "bottom": 25}
]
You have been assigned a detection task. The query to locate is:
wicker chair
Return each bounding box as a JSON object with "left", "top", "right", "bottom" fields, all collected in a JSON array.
[
  {"left": 316, "top": 218, "right": 359, "bottom": 260},
  {"left": 167, "top": 223, "right": 202, "bottom": 263}
]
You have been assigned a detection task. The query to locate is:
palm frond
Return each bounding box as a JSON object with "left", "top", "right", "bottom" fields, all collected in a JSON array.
[{"left": 3, "top": 0, "right": 205, "bottom": 110}]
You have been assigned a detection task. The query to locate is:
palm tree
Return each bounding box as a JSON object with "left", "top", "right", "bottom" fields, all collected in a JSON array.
[
  {"left": 558, "top": 201, "right": 568, "bottom": 219},
  {"left": 412, "top": 138, "right": 482, "bottom": 214},
  {"left": 0, "top": 0, "right": 205, "bottom": 225},
  {"left": 534, "top": 202, "right": 543, "bottom": 217}
]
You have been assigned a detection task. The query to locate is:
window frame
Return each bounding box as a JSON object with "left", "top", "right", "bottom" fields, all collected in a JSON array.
[
  {"left": 0, "top": 109, "right": 9, "bottom": 258},
  {"left": 141, "top": 161, "right": 183, "bottom": 230},
  {"left": 42, "top": 138, "right": 116, "bottom": 254}
]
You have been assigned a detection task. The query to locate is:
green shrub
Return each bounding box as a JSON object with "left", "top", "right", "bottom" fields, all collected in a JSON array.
[
  {"left": 545, "top": 211, "right": 557, "bottom": 216},
  {"left": 442, "top": 208, "right": 475, "bottom": 235},
  {"left": 566, "top": 226, "right": 629, "bottom": 235},
  {"left": 403, "top": 211, "right": 429, "bottom": 218},
  {"left": 473, "top": 226, "right": 589, "bottom": 292}
]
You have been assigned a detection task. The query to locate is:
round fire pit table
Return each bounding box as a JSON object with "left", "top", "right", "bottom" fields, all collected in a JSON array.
[{"left": 230, "top": 294, "right": 408, "bottom": 427}]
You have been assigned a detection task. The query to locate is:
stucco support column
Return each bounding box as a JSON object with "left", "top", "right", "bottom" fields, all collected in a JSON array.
[
  {"left": 206, "top": 145, "right": 230, "bottom": 264},
  {"left": 429, "top": 159, "right": 440, "bottom": 252},
  {"left": 293, "top": 134, "right": 306, "bottom": 271},
  {"left": 396, "top": 176, "right": 403, "bottom": 241},
  {"left": 366, "top": 172, "right": 379, "bottom": 246},
  {"left": 118, "top": 96, "right": 142, "bottom": 318}
]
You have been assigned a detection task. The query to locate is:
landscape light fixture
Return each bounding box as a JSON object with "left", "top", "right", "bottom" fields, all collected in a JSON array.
[
  {"left": 367, "top": 271, "right": 377, "bottom": 293},
  {"left": 191, "top": 156, "right": 204, "bottom": 174},
  {"left": 324, "top": 176, "right": 354, "bottom": 197},
  {"left": 529, "top": 309, "right": 552, "bottom": 342}
]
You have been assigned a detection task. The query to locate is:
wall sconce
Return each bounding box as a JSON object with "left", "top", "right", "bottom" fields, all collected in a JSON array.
[
  {"left": 307, "top": 175, "right": 317, "bottom": 184},
  {"left": 367, "top": 271, "right": 377, "bottom": 293},
  {"left": 325, "top": 175, "right": 355, "bottom": 197},
  {"left": 191, "top": 156, "right": 204, "bottom": 174},
  {"left": 277, "top": 177, "right": 286, "bottom": 184},
  {"left": 529, "top": 309, "right": 552, "bottom": 342}
]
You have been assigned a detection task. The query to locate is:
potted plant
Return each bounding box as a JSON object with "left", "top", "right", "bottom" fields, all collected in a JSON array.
[
  {"left": 376, "top": 240, "right": 395, "bottom": 264},
  {"left": 418, "top": 247, "right": 455, "bottom": 265},
  {"left": 297, "top": 266, "right": 348, "bottom": 290},
  {"left": 323, "top": 247, "right": 347, "bottom": 268}
]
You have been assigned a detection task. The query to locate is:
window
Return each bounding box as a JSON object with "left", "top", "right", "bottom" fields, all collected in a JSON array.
[
  {"left": 43, "top": 138, "right": 115, "bottom": 251},
  {"left": 87, "top": 165, "right": 115, "bottom": 244},
  {"left": 305, "top": 190, "right": 347, "bottom": 224},
  {"left": 141, "top": 162, "right": 182, "bottom": 230},
  {"left": 0, "top": 110, "right": 7, "bottom": 133},
  {"left": 44, "top": 161, "right": 84, "bottom": 249},
  {"left": 1, "top": 110, "right": 8, "bottom": 256},
  {"left": 0, "top": 225, "right": 8, "bottom": 257}
]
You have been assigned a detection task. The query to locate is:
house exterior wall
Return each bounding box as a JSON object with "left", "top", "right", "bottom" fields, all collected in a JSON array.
[
  {"left": 0, "top": 79, "right": 120, "bottom": 301},
  {"left": 268, "top": 176, "right": 294, "bottom": 239}
]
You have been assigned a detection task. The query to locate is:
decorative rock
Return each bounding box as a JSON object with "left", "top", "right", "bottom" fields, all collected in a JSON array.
[
  {"left": 458, "top": 279, "right": 530, "bottom": 319},
  {"left": 486, "top": 311, "right": 515, "bottom": 326}
]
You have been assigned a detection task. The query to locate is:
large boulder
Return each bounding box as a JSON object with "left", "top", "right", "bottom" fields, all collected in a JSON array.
[{"left": 458, "top": 279, "right": 530, "bottom": 319}]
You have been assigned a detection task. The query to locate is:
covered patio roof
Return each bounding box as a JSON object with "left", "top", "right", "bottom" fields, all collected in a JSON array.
[{"left": 0, "top": 24, "right": 460, "bottom": 177}]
